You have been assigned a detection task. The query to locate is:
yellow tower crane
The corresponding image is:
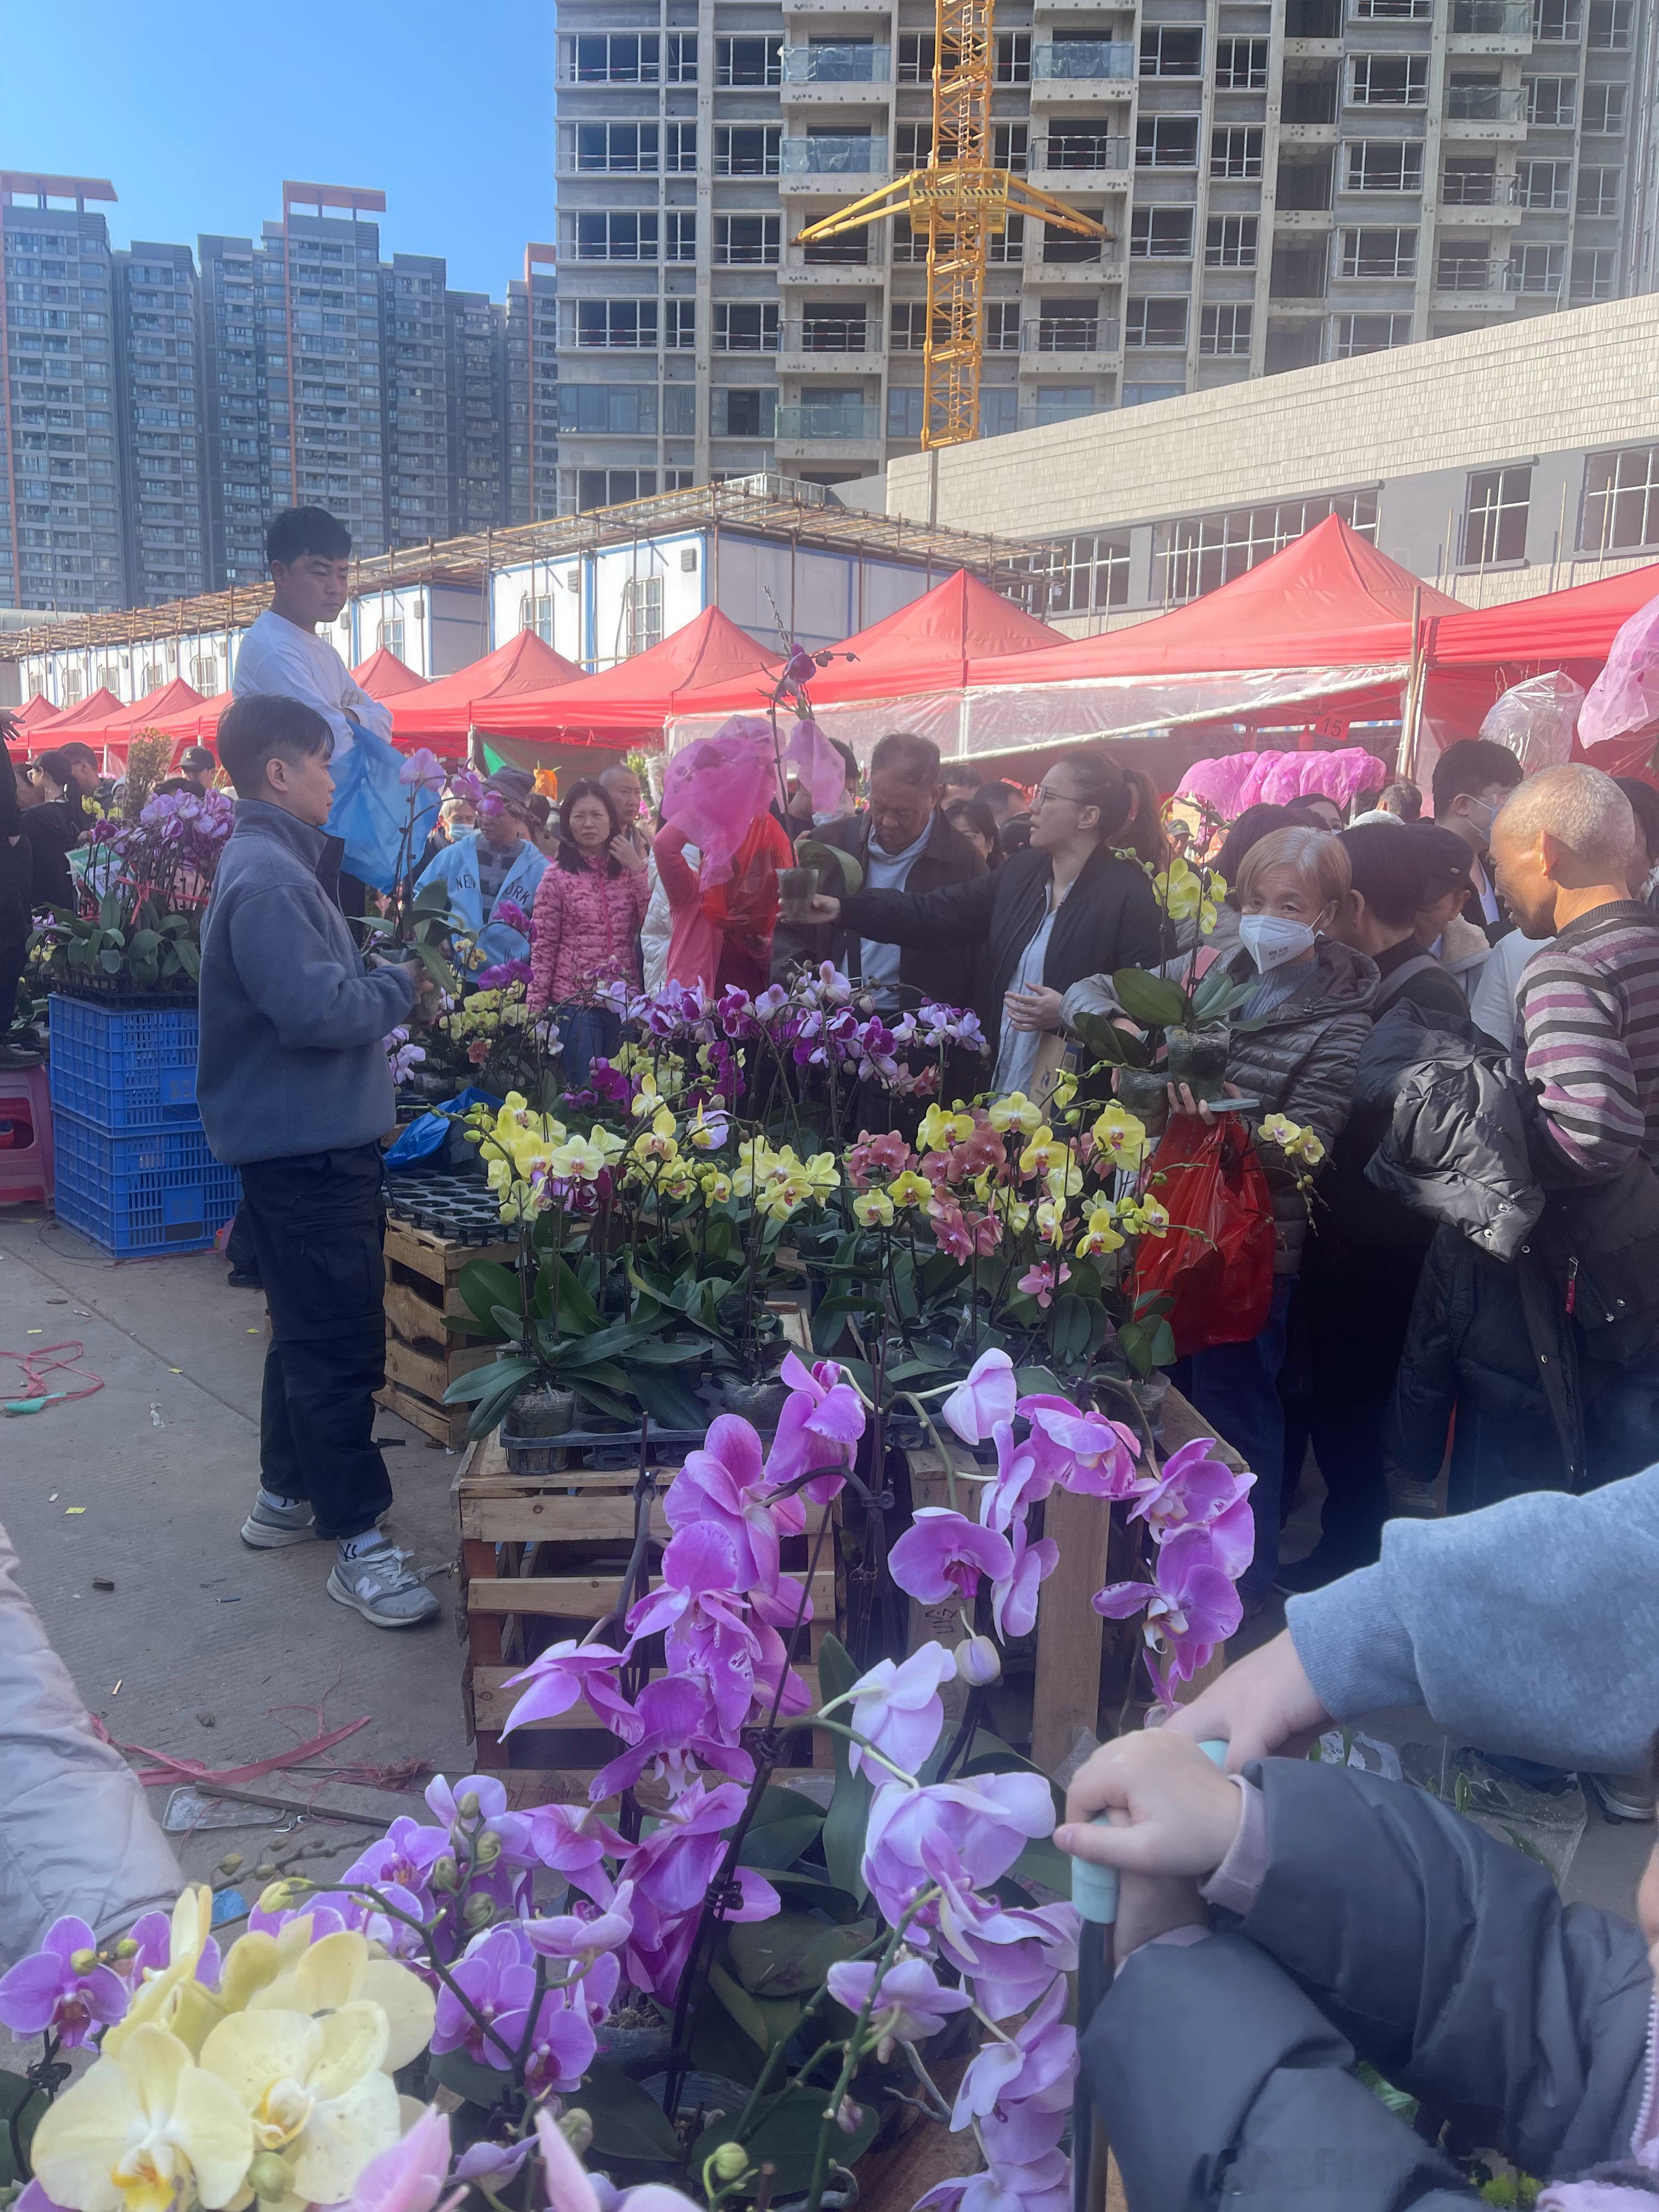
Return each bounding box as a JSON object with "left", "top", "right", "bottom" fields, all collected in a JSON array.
[{"left": 792, "top": 0, "right": 1109, "bottom": 448}]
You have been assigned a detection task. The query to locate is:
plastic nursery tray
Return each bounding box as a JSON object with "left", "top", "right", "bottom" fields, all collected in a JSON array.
[
  {"left": 382, "top": 1171, "right": 498, "bottom": 1243},
  {"left": 501, "top": 1423, "right": 713, "bottom": 1475}
]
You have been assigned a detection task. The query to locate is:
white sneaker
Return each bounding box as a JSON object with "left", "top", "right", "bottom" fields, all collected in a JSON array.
[
  {"left": 326, "top": 1539, "right": 441, "bottom": 1629},
  {"left": 241, "top": 1493, "right": 314, "bottom": 1548}
]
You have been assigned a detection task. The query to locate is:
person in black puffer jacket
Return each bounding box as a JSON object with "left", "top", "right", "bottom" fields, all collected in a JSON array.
[{"left": 0, "top": 713, "right": 39, "bottom": 1066}]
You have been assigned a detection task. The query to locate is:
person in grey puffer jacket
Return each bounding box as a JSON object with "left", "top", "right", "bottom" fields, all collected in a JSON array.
[{"left": 200, "top": 695, "right": 438, "bottom": 1632}]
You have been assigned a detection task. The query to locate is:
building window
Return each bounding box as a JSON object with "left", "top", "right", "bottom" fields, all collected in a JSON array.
[
  {"left": 1348, "top": 53, "right": 1428, "bottom": 104},
  {"left": 1443, "top": 156, "right": 1499, "bottom": 205},
  {"left": 1030, "top": 383, "right": 1097, "bottom": 425},
  {"left": 375, "top": 617, "right": 407, "bottom": 657},
  {"left": 622, "top": 574, "right": 664, "bottom": 654},
  {"left": 1352, "top": 0, "right": 1431, "bottom": 15},
  {"left": 715, "top": 215, "right": 780, "bottom": 266},
  {"left": 984, "top": 301, "right": 1022, "bottom": 352},
  {"left": 1126, "top": 296, "right": 1190, "bottom": 347},
  {"left": 1344, "top": 140, "right": 1425, "bottom": 191},
  {"left": 1136, "top": 115, "right": 1201, "bottom": 167},
  {"left": 1525, "top": 74, "right": 1577, "bottom": 124},
  {"left": 1211, "top": 126, "right": 1263, "bottom": 179},
  {"left": 563, "top": 32, "right": 659, "bottom": 83},
  {"left": 887, "top": 385, "right": 926, "bottom": 439},
  {"left": 572, "top": 122, "right": 658, "bottom": 173},
  {"left": 1463, "top": 465, "right": 1531, "bottom": 566},
  {"left": 1517, "top": 159, "right": 1572, "bottom": 210},
  {"left": 712, "top": 302, "right": 780, "bottom": 353},
  {"left": 714, "top": 126, "right": 779, "bottom": 177},
  {"left": 1199, "top": 303, "right": 1252, "bottom": 357},
  {"left": 662, "top": 300, "right": 695, "bottom": 349},
  {"left": 1509, "top": 242, "right": 1566, "bottom": 292},
  {"left": 1583, "top": 445, "right": 1659, "bottom": 551},
  {"left": 667, "top": 32, "right": 697, "bottom": 82},
  {"left": 1571, "top": 247, "right": 1618, "bottom": 299},
  {"left": 988, "top": 214, "right": 1026, "bottom": 264},
  {"left": 577, "top": 469, "right": 657, "bottom": 511},
  {"left": 665, "top": 123, "right": 698, "bottom": 173},
  {"left": 1140, "top": 25, "right": 1203, "bottom": 73},
  {"left": 712, "top": 387, "right": 776, "bottom": 437},
  {"left": 896, "top": 122, "right": 935, "bottom": 170},
  {"left": 1215, "top": 36, "right": 1268, "bottom": 88},
  {"left": 1050, "top": 533, "right": 1131, "bottom": 614},
  {"left": 1133, "top": 207, "right": 1196, "bottom": 258},
  {"left": 891, "top": 216, "right": 925, "bottom": 264},
  {"left": 575, "top": 300, "right": 657, "bottom": 348},
  {"left": 188, "top": 654, "right": 221, "bottom": 693},
  {"left": 1581, "top": 82, "right": 1627, "bottom": 132},
  {"left": 1577, "top": 165, "right": 1623, "bottom": 216},
  {"left": 1589, "top": 0, "right": 1633, "bottom": 43},
  {"left": 557, "top": 383, "right": 659, "bottom": 434},
  {"left": 1327, "top": 312, "right": 1412, "bottom": 358},
  {"left": 573, "top": 212, "right": 659, "bottom": 262},
  {"left": 1161, "top": 491, "right": 1379, "bottom": 603},
  {"left": 1339, "top": 225, "right": 1417, "bottom": 278},
  {"left": 1531, "top": 0, "right": 1582, "bottom": 32},
  {"left": 995, "top": 30, "right": 1032, "bottom": 82},
  {"left": 715, "top": 33, "right": 782, "bottom": 85},
  {"left": 1204, "top": 215, "right": 1259, "bottom": 269},
  {"left": 898, "top": 31, "right": 934, "bottom": 83},
  {"left": 992, "top": 123, "right": 1029, "bottom": 174},
  {"left": 664, "top": 212, "right": 696, "bottom": 263}
]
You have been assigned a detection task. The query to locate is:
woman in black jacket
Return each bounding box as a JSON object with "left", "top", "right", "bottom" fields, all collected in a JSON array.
[
  {"left": 0, "top": 713, "right": 39, "bottom": 1067},
  {"left": 806, "top": 748, "right": 1163, "bottom": 1095},
  {"left": 21, "top": 746, "right": 93, "bottom": 916}
]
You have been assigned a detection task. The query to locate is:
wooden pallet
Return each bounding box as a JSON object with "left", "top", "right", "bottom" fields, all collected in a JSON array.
[
  {"left": 455, "top": 1430, "right": 839, "bottom": 1799},
  {"left": 375, "top": 1212, "right": 518, "bottom": 1448}
]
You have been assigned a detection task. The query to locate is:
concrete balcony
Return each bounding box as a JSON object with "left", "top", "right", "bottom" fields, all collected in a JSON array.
[
  {"left": 785, "top": 0, "right": 891, "bottom": 12},
  {"left": 1028, "top": 134, "right": 1133, "bottom": 190},
  {"left": 774, "top": 401, "right": 883, "bottom": 458},
  {"left": 1279, "top": 121, "right": 1340, "bottom": 146},
  {"left": 1026, "top": 255, "right": 1125, "bottom": 285},
  {"left": 776, "top": 316, "right": 887, "bottom": 374},
  {"left": 1448, "top": 0, "right": 1534, "bottom": 52},
  {"left": 1017, "top": 313, "right": 1122, "bottom": 371},
  {"left": 778, "top": 255, "right": 889, "bottom": 285},
  {"left": 1440, "top": 174, "right": 1523, "bottom": 222},
  {"left": 778, "top": 136, "right": 890, "bottom": 193},
  {"left": 1442, "top": 86, "right": 1528, "bottom": 139},
  {"left": 1432, "top": 253, "right": 1520, "bottom": 307},
  {"left": 781, "top": 45, "right": 891, "bottom": 103},
  {"left": 1031, "top": 42, "right": 1136, "bottom": 100}
]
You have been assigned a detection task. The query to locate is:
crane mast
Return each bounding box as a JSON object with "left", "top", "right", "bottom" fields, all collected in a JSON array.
[{"left": 793, "top": 0, "right": 1108, "bottom": 448}]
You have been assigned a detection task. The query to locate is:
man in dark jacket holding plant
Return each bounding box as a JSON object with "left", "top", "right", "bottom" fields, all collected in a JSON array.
[
  {"left": 199, "top": 693, "right": 439, "bottom": 1629},
  {"left": 0, "top": 712, "right": 38, "bottom": 1069}
]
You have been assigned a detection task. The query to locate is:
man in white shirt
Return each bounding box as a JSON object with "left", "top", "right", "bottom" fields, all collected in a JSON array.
[{"left": 232, "top": 507, "right": 397, "bottom": 913}]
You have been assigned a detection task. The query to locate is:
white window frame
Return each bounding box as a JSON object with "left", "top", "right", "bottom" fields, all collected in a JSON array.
[
  {"left": 1583, "top": 444, "right": 1659, "bottom": 552},
  {"left": 1133, "top": 207, "right": 1197, "bottom": 258},
  {"left": 1204, "top": 215, "right": 1259, "bottom": 269},
  {"left": 1199, "top": 303, "right": 1252, "bottom": 357},
  {"left": 1210, "top": 125, "right": 1263, "bottom": 179}
]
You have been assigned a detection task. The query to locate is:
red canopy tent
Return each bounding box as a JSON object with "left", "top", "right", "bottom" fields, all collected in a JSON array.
[
  {"left": 352, "top": 645, "right": 428, "bottom": 700},
  {"left": 388, "top": 630, "right": 582, "bottom": 749},
  {"left": 69, "top": 679, "right": 207, "bottom": 759},
  {"left": 9, "top": 694, "right": 64, "bottom": 733},
  {"left": 32, "top": 686, "right": 123, "bottom": 737},
  {"left": 1427, "top": 561, "right": 1659, "bottom": 670},
  {"left": 486, "top": 606, "right": 783, "bottom": 750}
]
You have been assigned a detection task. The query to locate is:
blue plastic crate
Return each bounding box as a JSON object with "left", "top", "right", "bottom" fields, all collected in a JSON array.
[
  {"left": 53, "top": 1109, "right": 239, "bottom": 1257},
  {"left": 48, "top": 996, "right": 201, "bottom": 1131}
]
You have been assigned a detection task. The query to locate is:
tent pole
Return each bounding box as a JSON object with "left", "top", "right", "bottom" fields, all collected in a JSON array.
[{"left": 1402, "top": 585, "right": 1425, "bottom": 783}]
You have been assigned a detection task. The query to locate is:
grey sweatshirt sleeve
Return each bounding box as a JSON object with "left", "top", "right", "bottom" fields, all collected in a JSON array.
[
  {"left": 1286, "top": 1466, "right": 1659, "bottom": 1774},
  {"left": 229, "top": 882, "right": 414, "bottom": 1051}
]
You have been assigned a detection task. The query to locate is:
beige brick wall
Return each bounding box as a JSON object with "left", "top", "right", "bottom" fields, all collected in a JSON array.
[{"left": 885, "top": 296, "right": 1659, "bottom": 540}]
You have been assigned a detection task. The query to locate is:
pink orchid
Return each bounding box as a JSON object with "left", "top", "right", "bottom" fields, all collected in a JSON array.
[
  {"left": 765, "top": 1352, "right": 866, "bottom": 1503},
  {"left": 825, "top": 1955, "right": 973, "bottom": 2056},
  {"left": 977, "top": 1419, "right": 1051, "bottom": 1535},
  {"left": 588, "top": 1674, "right": 755, "bottom": 1802},
  {"left": 501, "top": 1640, "right": 635, "bottom": 1737},
  {"left": 348, "top": 2103, "right": 461, "bottom": 2212},
  {"left": 888, "top": 1508, "right": 1013, "bottom": 1609},
  {"left": 991, "top": 1519, "right": 1058, "bottom": 1640},
  {"left": 951, "top": 1976, "right": 1077, "bottom": 2128},
  {"left": 528, "top": 1803, "right": 632, "bottom": 1905},
  {"left": 847, "top": 1130, "right": 915, "bottom": 1189},
  {"left": 941, "top": 1348, "right": 1018, "bottom": 1447},
  {"left": 862, "top": 1773, "right": 1054, "bottom": 1931},
  {"left": 1016, "top": 1261, "right": 1070, "bottom": 1309},
  {"left": 1129, "top": 1439, "right": 1257, "bottom": 1578},
  {"left": 623, "top": 1523, "right": 759, "bottom": 1734},
  {"left": 620, "top": 1781, "right": 780, "bottom": 2000},
  {"left": 665, "top": 1415, "right": 804, "bottom": 1592},
  {"left": 847, "top": 1643, "right": 960, "bottom": 1777},
  {"left": 1092, "top": 1523, "right": 1244, "bottom": 1694},
  {"left": 1017, "top": 1395, "right": 1141, "bottom": 1499}
]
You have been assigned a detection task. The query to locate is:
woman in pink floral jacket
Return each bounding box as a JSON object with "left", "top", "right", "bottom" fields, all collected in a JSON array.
[{"left": 528, "top": 779, "right": 650, "bottom": 1086}]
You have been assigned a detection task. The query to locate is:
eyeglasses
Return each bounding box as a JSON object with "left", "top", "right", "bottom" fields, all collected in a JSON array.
[{"left": 1032, "top": 784, "right": 1084, "bottom": 808}]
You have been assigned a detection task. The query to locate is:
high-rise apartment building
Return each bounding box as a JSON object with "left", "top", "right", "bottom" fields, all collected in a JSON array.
[
  {"left": 199, "top": 229, "right": 279, "bottom": 586},
  {"left": 445, "top": 291, "right": 509, "bottom": 533},
  {"left": 505, "top": 247, "right": 562, "bottom": 522},
  {"left": 0, "top": 173, "right": 125, "bottom": 614},
  {"left": 384, "top": 250, "right": 450, "bottom": 543},
  {"left": 113, "top": 241, "right": 208, "bottom": 604},
  {"left": 551, "top": 0, "right": 1654, "bottom": 505}
]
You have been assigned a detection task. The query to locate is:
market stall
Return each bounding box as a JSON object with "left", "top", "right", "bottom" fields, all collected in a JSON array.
[{"left": 387, "top": 628, "right": 582, "bottom": 754}]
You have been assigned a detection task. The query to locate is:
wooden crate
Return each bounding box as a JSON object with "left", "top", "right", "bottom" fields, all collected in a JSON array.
[
  {"left": 455, "top": 1431, "right": 839, "bottom": 1799},
  {"left": 375, "top": 1213, "right": 518, "bottom": 1448}
]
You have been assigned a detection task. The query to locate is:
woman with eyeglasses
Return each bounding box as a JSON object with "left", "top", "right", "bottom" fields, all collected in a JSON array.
[{"left": 803, "top": 748, "right": 1163, "bottom": 1098}]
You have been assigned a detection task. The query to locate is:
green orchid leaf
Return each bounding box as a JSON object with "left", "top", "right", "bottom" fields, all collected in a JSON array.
[
  {"left": 1111, "top": 968, "right": 1188, "bottom": 1031},
  {"left": 457, "top": 1259, "right": 522, "bottom": 1333}
]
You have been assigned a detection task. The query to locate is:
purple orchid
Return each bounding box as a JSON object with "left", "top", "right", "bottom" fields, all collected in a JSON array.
[
  {"left": 432, "top": 1922, "right": 596, "bottom": 2090},
  {"left": 399, "top": 747, "right": 445, "bottom": 792},
  {"left": 948, "top": 1901, "right": 1079, "bottom": 2021},
  {"left": 529, "top": 1803, "right": 632, "bottom": 1905},
  {"left": 764, "top": 1353, "right": 865, "bottom": 1503},
  {"left": 452, "top": 2136, "right": 533, "bottom": 2191},
  {"left": 1129, "top": 1439, "right": 1257, "bottom": 1577},
  {"left": 888, "top": 1508, "right": 1013, "bottom": 1610},
  {"left": 862, "top": 1773, "right": 1056, "bottom": 1932},
  {"left": 340, "top": 1814, "right": 449, "bottom": 1909},
  {"left": 524, "top": 1881, "right": 635, "bottom": 1967},
  {"left": 1093, "top": 1522, "right": 1244, "bottom": 1694},
  {"left": 623, "top": 1524, "right": 759, "bottom": 1736},
  {"left": 349, "top": 2103, "right": 463, "bottom": 2212},
  {"left": 991, "top": 1520, "right": 1059, "bottom": 1641},
  {"left": 0, "top": 1917, "right": 128, "bottom": 2049},
  {"left": 588, "top": 1675, "right": 755, "bottom": 1803},
  {"left": 916, "top": 2157, "right": 1070, "bottom": 2212},
  {"left": 665, "top": 1415, "right": 804, "bottom": 1593},
  {"left": 619, "top": 1780, "right": 780, "bottom": 2002},
  {"left": 940, "top": 1348, "right": 1018, "bottom": 1448},
  {"left": 846, "top": 1643, "right": 959, "bottom": 1778},
  {"left": 951, "top": 1977, "right": 1077, "bottom": 2129},
  {"left": 1016, "top": 1395, "right": 1141, "bottom": 1500},
  {"left": 122, "top": 1911, "right": 222, "bottom": 1990},
  {"left": 501, "top": 1640, "right": 635, "bottom": 1737},
  {"left": 977, "top": 1420, "right": 1051, "bottom": 1536},
  {"left": 826, "top": 1954, "right": 972, "bottom": 2057}
]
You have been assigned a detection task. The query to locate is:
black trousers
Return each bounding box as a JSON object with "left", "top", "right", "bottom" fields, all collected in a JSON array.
[
  {"left": 0, "top": 930, "right": 27, "bottom": 1034},
  {"left": 238, "top": 1142, "right": 393, "bottom": 1541},
  {"left": 1302, "top": 1235, "right": 1426, "bottom": 1569}
]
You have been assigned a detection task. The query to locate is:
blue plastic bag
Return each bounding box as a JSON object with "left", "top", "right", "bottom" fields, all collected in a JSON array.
[
  {"left": 326, "top": 717, "right": 438, "bottom": 895},
  {"left": 385, "top": 1085, "right": 503, "bottom": 1170}
]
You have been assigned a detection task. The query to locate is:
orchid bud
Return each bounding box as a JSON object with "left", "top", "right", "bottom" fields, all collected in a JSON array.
[
  {"left": 247, "top": 2154, "right": 295, "bottom": 2199},
  {"left": 955, "top": 1635, "right": 1002, "bottom": 1688},
  {"left": 257, "top": 1877, "right": 312, "bottom": 1916},
  {"left": 458, "top": 1792, "right": 482, "bottom": 1821},
  {"left": 111, "top": 1938, "right": 140, "bottom": 1961},
  {"left": 473, "top": 1829, "right": 503, "bottom": 1867},
  {"left": 708, "top": 2143, "right": 751, "bottom": 2183},
  {"left": 69, "top": 1948, "right": 99, "bottom": 1977},
  {"left": 833, "top": 2097, "right": 864, "bottom": 2136},
  {"left": 216, "top": 1853, "right": 244, "bottom": 1878},
  {"left": 462, "top": 1892, "right": 496, "bottom": 1929},
  {"left": 431, "top": 1855, "right": 461, "bottom": 1893},
  {"left": 558, "top": 2110, "right": 594, "bottom": 2157}
]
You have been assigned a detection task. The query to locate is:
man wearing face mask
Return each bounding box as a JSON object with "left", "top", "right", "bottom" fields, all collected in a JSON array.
[{"left": 1431, "top": 738, "right": 1523, "bottom": 946}]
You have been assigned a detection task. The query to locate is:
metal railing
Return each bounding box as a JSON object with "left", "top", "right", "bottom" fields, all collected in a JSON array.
[
  {"left": 1025, "top": 315, "right": 1120, "bottom": 352},
  {"left": 780, "top": 317, "right": 884, "bottom": 352},
  {"left": 780, "top": 136, "right": 889, "bottom": 174},
  {"left": 1034, "top": 39, "right": 1136, "bottom": 78},
  {"left": 1505, "top": 256, "right": 1566, "bottom": 292},
  {"left": 1032, "top": 133, "right": 1132, "bottom": 169},
  {"left": 1446, "top": 83, "right": 1526, "bottom": 119},
  {"left": 775, "top": 403, "right": 883, "bottom": 442},
  {"left": 1452, "top": 0, "right": 1532, "bottom": 30},
  {"left": 1435, "top": 254, "right": 1505, "bottom": 289},
  {"left": 781, "top": 44, "right": 890, "bottom": 82},
  {"left": 1442, "top": 168, "right": 1521, "bottom": 204}
]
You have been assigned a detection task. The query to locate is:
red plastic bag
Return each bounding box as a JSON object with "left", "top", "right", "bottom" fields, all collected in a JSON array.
[
  {"left": 700, "top": 812, "right": 789, "bottom": 942},
  {"left": 1128, "top": 1114, "right": 1276, "bottom": 1358}
]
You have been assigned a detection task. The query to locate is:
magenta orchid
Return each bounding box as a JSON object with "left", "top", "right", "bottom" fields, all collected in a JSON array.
[
  {"left": 1017, "top": 1395, "right": 1141, "bottom": 1499},
  {"left": 349, "top": 2103, "right": 462, "bottom": 2212},
  {"left": 977, "top": 1420, "right": 1051, "bottom": 1536},
  {"left": 1093, "top": 1522, "right": 1245, "bottom": 1695},
  {"left": 845, "top": 1644, "right": 960, "bottom": 1777},
  {"left": 888, "top": 1508, "right": 1014, "bottom": 1610},
  {"left": 501, "top": 1640, "right": 635, "bottom": 1737},
  {"left": 862, "top": 1772, "right": 1056, "bottom": 1932},
  {"left": 666, "top": 1414, "right": 805, "bottom": 1592},
  {"left": 951, "top": 1977, "right": 1077, "bottom": 2128},
  {"left": 940, "top": 1347, "right": 1019, "bottom": 1447},
  {"left": 991, "top": 1520, "right": 1059, "bottom": 1641},
  {"left": 0, "top": 1917, "right": 128, "bottom": 2049},
  {"left": 764, "top": 1352, "right": 865, "bottom": 1502},
  {"left": 1128, "top": 1438, "right": 1257, "bottom": 1576}
]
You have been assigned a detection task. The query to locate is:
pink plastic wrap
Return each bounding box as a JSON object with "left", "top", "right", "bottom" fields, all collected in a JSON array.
[
  {"left": 783, "top": 716, "right": 848, "bottom": 817},
  {"left": 1176, "top": 746, "right": 1389, "bottom": 818},
  {"left": 661, "top": 715, "right": 780, "bottom": 885},
  {"left": 1578, "top": 595, "right": 1659, "bottom": 752}
]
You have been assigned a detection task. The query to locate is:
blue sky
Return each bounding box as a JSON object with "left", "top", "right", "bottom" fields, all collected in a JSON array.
[{"left": 0, "top": 0, "right": 553, "bottom": 296}]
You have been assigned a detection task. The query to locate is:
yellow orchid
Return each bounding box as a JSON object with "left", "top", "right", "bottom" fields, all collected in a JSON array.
[
  {"left": 550, "top": 1133, "right": 622, "bottom": 1182},
  {"left": 199, "top": 2002, "right": 400, "bottom": 2210},
  {"left": 699, "top": 1166, "right": 734, "bottom": 1203},
  {"left": 1091, "top": 1104, "right": 1150, "bottom": 1170},
  {"left": 1017, "top": 1126, "right": 1064, "bottom": 1180},
  {"left": 888, "top": 1170, "right": 933, "bottom": 1210},
  {"left": 1076, "top": 1205, "right": 1125, "bottom": 1258},
  {"left": 917, "top": 1104, "right": 975, "bottom": 1153},
  {"left": 630, "top": 1126, "right": 681, "bottom": 1169},
  {"left": 1045, "top": 1155, "right": 1086, "bottom": 1207},
  {"left": 629, "top": 1075, "right": 668, "bottom": 1119},
  {"left": 226, "top": 1925, "right": 435, "bottom": 2074},
  {"left": 104, "top": 1889, "right": 219, "bottom": 2058},
  {"left": 853, "top": 1189, "right": 895, "bottom": 1228},
  {"left": 989, "top": 1092, "right": 1042, "bottom": 1137},
  {"left": 1119, "top": 1195, "right": 1172, "bottom": 1238},
  {"left": 1048, "top": 1071, "right": 1079, "bottom": 1114},
  {"left": 1260, "top": 1113, "right": 1325, "bottom": 1167},
  {"left": 1153, "top": 856, "right": 1202, "bottom": 921},
  {"left": 1034, "top": 1198, "right": 1067, "bottom": 1246},
  {"left": 984, "top": 1185, "right": 1031, "bottom": 1232},
  {"left": 31, "top": 2022, "right": 253, "bottom": 2212},
  {"left": 797, "top": 1150, "right": 840, "bottom": 1200}
]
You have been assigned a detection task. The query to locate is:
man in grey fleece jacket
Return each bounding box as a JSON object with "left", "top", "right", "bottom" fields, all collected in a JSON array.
[{"left": 199, "top": 694, "right": 438, "bottom": 1629}]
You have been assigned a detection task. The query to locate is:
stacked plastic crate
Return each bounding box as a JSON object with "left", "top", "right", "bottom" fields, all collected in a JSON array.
[{"left": 49, "top": 997, "right": 240, "bottom": 1256}]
